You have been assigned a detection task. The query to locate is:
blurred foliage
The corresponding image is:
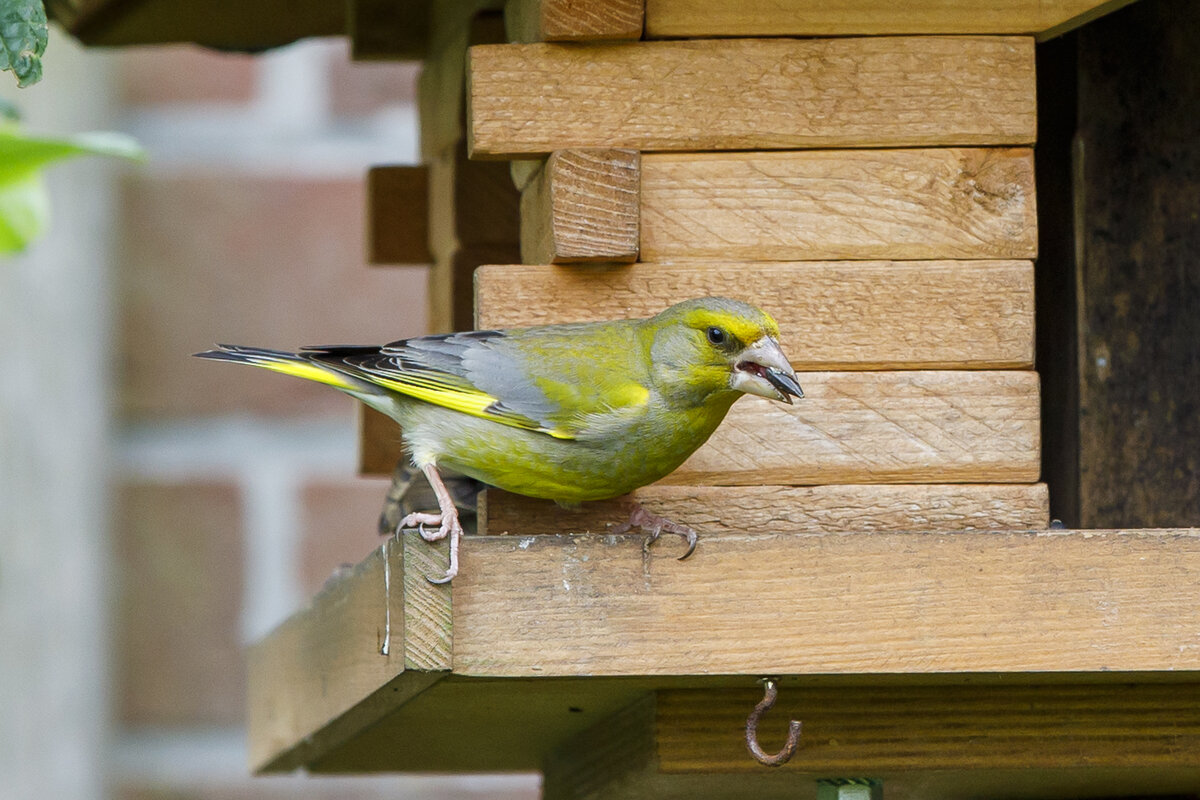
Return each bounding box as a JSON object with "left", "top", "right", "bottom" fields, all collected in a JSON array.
[
  {"left": 0, "top": 122, "right": 143, "bottom": 253},
  {"left": 0, "top": 0, "right": 48, "bottom": 88}
]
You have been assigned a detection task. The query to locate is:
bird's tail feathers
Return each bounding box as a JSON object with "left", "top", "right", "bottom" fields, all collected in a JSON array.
[{"left": 194, "top": 344, "right": 376, "bottom": 394}]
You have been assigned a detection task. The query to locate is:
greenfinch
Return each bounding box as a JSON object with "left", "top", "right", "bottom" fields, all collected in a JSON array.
[{"left": 195, "top": 296, "right": 802, "bottom": 582}]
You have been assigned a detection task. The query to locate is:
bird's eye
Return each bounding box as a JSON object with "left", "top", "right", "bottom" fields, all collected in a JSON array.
[{"left": 706, "top": 326, "right": 726, "bottom": 345}]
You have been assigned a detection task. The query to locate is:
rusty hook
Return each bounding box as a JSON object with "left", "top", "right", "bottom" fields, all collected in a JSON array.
[{"left": 745, "top": 677, "right": 802, "bottom": 767}]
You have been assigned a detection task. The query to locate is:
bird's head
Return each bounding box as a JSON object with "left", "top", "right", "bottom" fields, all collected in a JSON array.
[{"left": 646, "top": 297, "right": 804, "bottom": 406}]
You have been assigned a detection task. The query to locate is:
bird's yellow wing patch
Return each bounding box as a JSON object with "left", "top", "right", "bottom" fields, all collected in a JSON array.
[{"left": 372, "top": 372, "right": 576, "bottom": 440}]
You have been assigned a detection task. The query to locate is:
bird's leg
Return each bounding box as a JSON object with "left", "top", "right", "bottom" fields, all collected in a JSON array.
[
  {"left": 611, "top": 500, "right": 698, "bottom": 560},
  {"left": 394, "top": 463, "right": 463, "bottom": 584}
]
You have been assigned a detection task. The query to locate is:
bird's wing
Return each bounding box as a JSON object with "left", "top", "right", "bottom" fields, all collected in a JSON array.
[{"left": 310, "top": 322, "right": 651, "bottom": 441}]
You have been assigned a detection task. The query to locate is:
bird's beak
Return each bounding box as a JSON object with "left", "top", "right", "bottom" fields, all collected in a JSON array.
[{"left": 731, "top": 336, "right": 804, "bottom": 404}]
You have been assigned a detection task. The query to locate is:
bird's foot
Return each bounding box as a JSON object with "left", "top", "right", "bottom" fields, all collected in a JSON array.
[{"left": 612, "top": 503, "right": 698, "bottom": 560}]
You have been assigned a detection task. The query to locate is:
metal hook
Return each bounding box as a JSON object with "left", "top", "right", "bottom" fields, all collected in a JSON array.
[{"left": 745, "top": 677, "right": 802, "bottom": 767}]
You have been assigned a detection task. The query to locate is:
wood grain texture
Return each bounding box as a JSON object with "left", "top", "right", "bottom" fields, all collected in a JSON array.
[
  {"left": 521, "top": 149, "right": 640, "bottom": 263},
  {"left": 367, "top": 165, "right": 431, "bottom": 265},
  {"left": 506, "top": 0, "right": 643, "bottom": 41},
  {"left": 361, "top": 371, "right": 1040, "bottom": 482},
  {"left": 644, "top": 0, "right": 1138, "bottom": 39},
  {"left": 678, "top": 372, "right": 1039, "bottom": 485},
  {"left": 247, "top": 538, "right": 448, "bottom": 772},
  {"left": 639, "top": 148, "right": 1036, "bottom": 261},
  {"left": 452, "top": 528, "right": 1200, "bottom": 676},
  {"left": 467, "top": 37, "right": 1036, "bottom": 157},
  {"left": 479, "top": 483, "right": 1050, "bottom": 536},
  {"left": 657, "top": 683, "right": 1200, "bottom": 773},
  {"left": 400, "top": 535, "right": 453, "bottom": 670},
  {"left": 475, "top": 260, "right": 1036, "bottom": 369}
]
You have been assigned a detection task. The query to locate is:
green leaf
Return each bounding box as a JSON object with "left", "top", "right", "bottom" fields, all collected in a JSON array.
[
  {"left": 0, "top": 0, "right": 48, "bottom": 88},
  {"left": 0, "top": 166, "right": 46, "bottom": 250},
  {"left": 0, "top": 124, "right": 143, "bottom": 253}
]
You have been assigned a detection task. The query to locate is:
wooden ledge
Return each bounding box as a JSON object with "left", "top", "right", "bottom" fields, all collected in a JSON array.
[{"left": 250, "top": 527, "right": 1200, "bottom": 779}]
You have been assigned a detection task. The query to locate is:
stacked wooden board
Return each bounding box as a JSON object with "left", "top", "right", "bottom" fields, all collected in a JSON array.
[{"left": 457, "top": 33, "right": 1049, "bottom": 538}]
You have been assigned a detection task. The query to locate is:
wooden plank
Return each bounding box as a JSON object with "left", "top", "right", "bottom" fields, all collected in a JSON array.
[
  {"left": 476, "top": 261, "right": 1036, "bottom": 370},
  {"left": 1076, "top": 0, "right": 1200, "bottom": 529},
  {"left": 643, "top": 0, "right": 1138, "bottom": 40},
  {"left": 639, "top": 148, "right": 1037, "bottom": 262},
  {"left": 479, "top": 483, "right": 1050, "bottom": 536},
  {"left": 676, "top": 371, "right": 1039, "bottom": 485},
  {"left": 361, "top": 370, "right": 1041, "bottom": 482},
  {"left": 366, "top": 166, "right": 432, "bottom": 265},
  {"left": 247, "top": 537, "right": 449, "bottom": 772},
  {"left": 657, "top": 683, "right": 1200, "bottom": 773},
  {"left": 521, "top": 149, "right": 640, "bottom": 264},
  {"left": 543, "top": 695, "right": 656, "bottom": 800},
  {"left": 505, "top": 0, "right": 643, "bottom": 41},
  {"left": 271, "top": 676, "right": 1200, "bottom": 795},
  {"left": 547, "top": 686, "right": 1200, "bottom": 798},
  {"left": 467, "top": 37, "right": 1036, "bottom": 157},
  {"left": 452, "top": 528, "right": 1200, "bottom": 676}
]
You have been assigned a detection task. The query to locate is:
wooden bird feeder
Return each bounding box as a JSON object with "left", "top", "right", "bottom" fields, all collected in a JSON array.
[{"left": 61, "top": 0, "right": 1200, "bottom": 796}]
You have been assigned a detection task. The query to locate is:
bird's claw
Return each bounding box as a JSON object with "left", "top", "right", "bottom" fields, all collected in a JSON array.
[
  {"left": 616, "top": 504, "right": 698, "bottom": 560},
  {"left": 395, "top": 506, "right": 463, "bottom": 583},
  {"left": 396, "top": 512, "right": 448, "bottom": 542}
]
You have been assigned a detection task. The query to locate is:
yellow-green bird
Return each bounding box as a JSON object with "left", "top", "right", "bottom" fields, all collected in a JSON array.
[{"left": 195, "top": 297, "right": 802, "bottom": 582}]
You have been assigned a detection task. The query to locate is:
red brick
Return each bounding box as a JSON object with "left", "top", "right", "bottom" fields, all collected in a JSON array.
[
  {"left": 119, "top": 45, "right": 258, "bottom": 106},
  {"left": 113, "top": 481, "right": 245, "bottom": 726},
  {"left": 298, "top": 477, "right": 392, "bottom": 596},
  {"left": 118, "top": 171, "right": 429, "bottom": 419},
  {"left": 327, "top": 41, "right": 419, "bottom": 116}
]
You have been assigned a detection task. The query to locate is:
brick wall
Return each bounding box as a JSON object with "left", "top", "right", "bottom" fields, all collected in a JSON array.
[{"left": 108, "top": 39, "right": 537, "bottom": 799}]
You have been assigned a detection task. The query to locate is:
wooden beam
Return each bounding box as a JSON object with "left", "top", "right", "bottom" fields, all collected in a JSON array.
[
  {"left": 366, "top": 166, "right": 432, "bottom": 265},
  {"left": 546, "top": 686, "right": 1200, "bottom": 799},
  {"left": 505, "top": 0, "right": 644, "bottom": 42},
  {"left": 639, "top": 149, "right": 1037, "bottom": 262},
  {"left": 247, "top": 536, "right": 449, "bottom": 772},
  {"left": 453, "top": 527, "right": 1200, "bottom": 676},
  {"left": 360, "top": 370, "right": 1040, "bottom": 482},
  {"left": 248, "top": 529, "right": 1200, "bottom": 785},
  {"left": 643, "top": 0, "right": 1139, "bottom": 40},
  {"left": 467, "top": 37, "right": 1036, "bottom": 157},
  {"left": 480, "top": 483, "right": 1050, "bottom": 536},
  {"left": 476, "top": 261, "right": 1036, "bottom": 370},
  {"left": 658, "top": 683, "right": 1200, "bottom": 773},
  {"left": 520, "top": 149, "right": 640, "bottom": 264}
]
